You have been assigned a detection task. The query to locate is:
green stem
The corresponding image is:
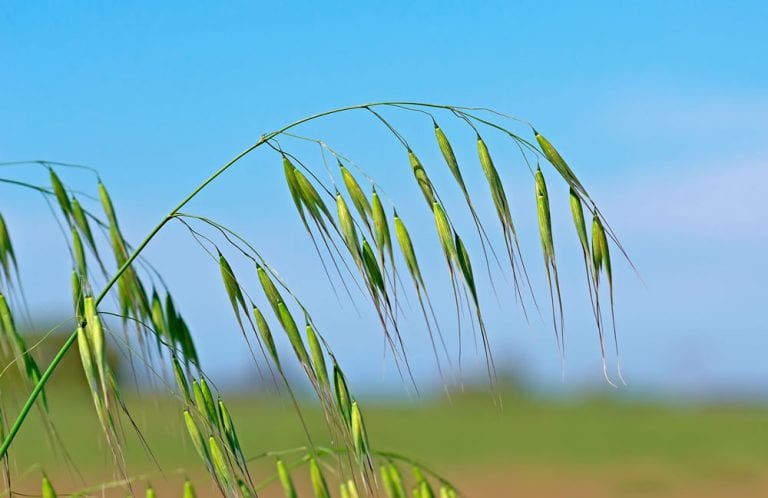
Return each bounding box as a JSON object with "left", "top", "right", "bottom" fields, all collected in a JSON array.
[{"left": 0, "top": 101, "right": 524, "bottom": 458}]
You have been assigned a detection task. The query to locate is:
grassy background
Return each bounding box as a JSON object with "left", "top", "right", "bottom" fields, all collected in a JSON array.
[{"left": 4, "top": 389, "right": 768, "bottom": 496}]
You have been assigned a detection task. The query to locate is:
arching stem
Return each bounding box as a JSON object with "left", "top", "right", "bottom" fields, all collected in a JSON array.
[{"left": 1, "top": 101, "right": 510, "bottom": 458}]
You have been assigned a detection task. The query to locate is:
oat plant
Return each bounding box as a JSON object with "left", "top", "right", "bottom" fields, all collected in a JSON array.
[{"left": 0, "top": 102, "right": 630, "bottom": 496}]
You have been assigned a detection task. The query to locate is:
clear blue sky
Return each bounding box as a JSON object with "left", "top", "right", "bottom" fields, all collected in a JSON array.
[{"left": 1, "top": 2, "right": 766, "bottom": 398}]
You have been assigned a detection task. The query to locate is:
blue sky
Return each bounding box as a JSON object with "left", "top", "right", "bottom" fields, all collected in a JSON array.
[{"left": 1, "top": 2, "right": 766, "bottom": 398}]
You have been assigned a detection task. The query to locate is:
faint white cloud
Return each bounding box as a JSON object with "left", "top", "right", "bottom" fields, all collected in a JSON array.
[
  {"left": 600, "top": 156, "right": 768, "bottom": 242},
  {"left": 603, "top": 86, "right": 768, "bottom": 138}
]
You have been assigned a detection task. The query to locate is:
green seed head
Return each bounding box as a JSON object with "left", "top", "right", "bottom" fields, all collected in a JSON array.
[
  {"left": 253, "top": 305, "right": 280, "bottom": 366},
  {"left": 455, "top": 233, "right": 477, "bottom": 303},
  {"left": 199, "top": 377, "right": 217, "bottom": 423},
  {"left": 98, "top": 181, "right": 118, "bottom": 227},
  {"left": 256, "top": 264, "right": 285, "bottom": 319},
  {"left": 591, "top": 215, "right": 605, "bottom": 274},
  {"left": 351, "top": 400, "right": 368, "bottom": 457},
  {"left": 0, "top": 214, "right": 14, "bottom": 280},
  {"left": 283, "top": 156, "right": 304, "bottom": 214},
  {"left": 309, "top": 457, "right": 330, "bottom": 498},
  {"left": 534, "top": 129, "right": 581, "bottom": 189},
  {"left": 72, "top": 227, "right": 86, "bottom": 277},
  {"left": 276, "top": 459, "right": 298, "bottom": 498},
  {"left": 535, "top": 168, "right": 554, "bottom": 259},
  {"left": 361, "top": 237, "right": 385, "bottom": 293},
  {"left": 208, "top": 436, "right": 233, "bottom": 490},
  {"left": 569, "top": 188, "right": 589, "bottom": 254},
  {"left": 71, "top": 270, "right": 84, "bottom": 320},
  {"left": 217, "top": 399, "right": 241, "bottom": 456},
  {"left": 333, "top": 364, "right": 352, "bottom": 425},
  {"left": 71, "top": 197, "right": 96, "bottom": 251},
  {"left": 477, "top": 135, "right": 512, "bottom": 229},
  {"left": 371, "top": 189, "right": 391, "bottom": 257},
  {"left": 49, "top": 169, "right": 72, "bottom": 219},
  {"left": 278, "top": 301, "right": 311, "bottom": 368},
  {"left": 306, "top": 321, "right": 329, "bottom": 388},
  {"left": 387, "top": 463, "right": 406, "bottom": 498},
  {"left": 183, "top": 480, "right": 196, "bottom": 498},
  {"left": 336, "top": 193, "right": 360, "bottom": 261},
  {"left": 150, "top": 291, "right": 166, "bottom": 338},
  {"left": 172, "top": 356, "right": 190, "bottom": 401},
  {"left": 340, "top": 162, "right": 372, "bottom": 222},
  {"left": 409, "top": 150, "right": 436, "bottom": 206},
  {"left": 294, "top": 167, "right": 331, "bottom": 222},
  {"left": 218, "top": 252, "right": 246, "bottom": 325},
  {"left": 83, "top": 296, "right": 106, "bottom": 386},
  {"left": 434, "top": 123, "right": 467, "bottom": 193},
  {"left": 393, "top": 213, "right": 423, "bottom": 286},
  {"left": 183, "top": 410, "right": 208, "bottom": 463},
  {"left": 432, "top": 202, "right": 456, "bottom": 263},
  {"left": 42, "top": 475, "right": 57, "bottom": 498}
]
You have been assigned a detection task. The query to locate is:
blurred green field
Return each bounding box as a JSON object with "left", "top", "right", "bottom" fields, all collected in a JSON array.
[{"left": 4, "top": 389, "right": 768, "bottom": 496}]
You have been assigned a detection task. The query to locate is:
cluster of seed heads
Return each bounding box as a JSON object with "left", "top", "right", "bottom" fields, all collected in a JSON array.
[{"left": 0, "top": 102, "right": 630, "bottom": 496}]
